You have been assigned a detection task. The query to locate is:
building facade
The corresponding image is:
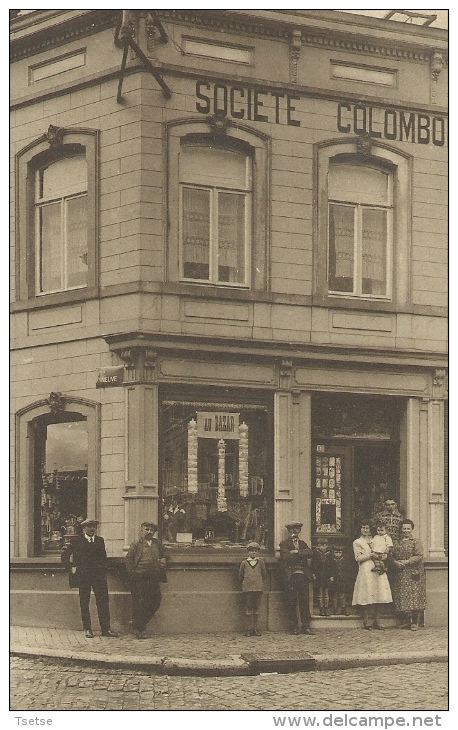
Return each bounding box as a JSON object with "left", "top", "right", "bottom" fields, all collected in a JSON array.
[{"left": 10, "top": 9, "right": 448, "bottom": 632}]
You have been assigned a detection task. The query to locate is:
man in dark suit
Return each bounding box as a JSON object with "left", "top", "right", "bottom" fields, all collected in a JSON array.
[
  {"left": 126, "top": 521, "right": 166, "bottom": 639},
  {"left": 279, "top": 521, "right": 313, "bottom": 635},
  {"left": 61, "top": 518, "right": 118, "bottom": 638}
]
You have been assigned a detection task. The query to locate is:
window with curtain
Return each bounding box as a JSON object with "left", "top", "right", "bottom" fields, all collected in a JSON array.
[
  {"left": 35, "top": 154, "right": 88, "bottom": 294},
  {"left": 179, "top": 144, "right": 251, "bottom": 285},
  {"left": 328, "top": 163, "right": 392, "bottom": 298}
]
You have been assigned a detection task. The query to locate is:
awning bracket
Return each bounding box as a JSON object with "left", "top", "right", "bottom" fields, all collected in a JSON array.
[{"left": 116, "top": 10, "right": 172, "bottom": 104}]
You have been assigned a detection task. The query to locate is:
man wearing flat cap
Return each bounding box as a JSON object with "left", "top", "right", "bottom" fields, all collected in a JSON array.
[
  {"left": 125, "top": 521, "right": 167, "bottom": 639},
  {"left": 61, "top": 519, "right": 118, "bottom": 638},
  {"left": 279, "top": 521, "right": 313, "bottom": 635}
]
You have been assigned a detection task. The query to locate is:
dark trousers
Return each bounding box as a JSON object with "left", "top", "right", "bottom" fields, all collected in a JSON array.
[
  {"left": 78, "top": 574, "right": 111, "bottom": 632},
  {"left": 287, "top": 573, "right": 311, "bottom": 629},
  {"left": 130, "top": 575, "right": 162, "bottom": 632}
]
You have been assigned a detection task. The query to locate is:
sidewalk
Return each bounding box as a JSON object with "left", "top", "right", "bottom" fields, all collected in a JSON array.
[{"left": 10, "top": 624, "right": 448, "bottom": 676}]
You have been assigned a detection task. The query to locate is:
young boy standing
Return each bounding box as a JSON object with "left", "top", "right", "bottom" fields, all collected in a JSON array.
[{"left": 238, "top": 541, "right": 267, "bottom": 636}]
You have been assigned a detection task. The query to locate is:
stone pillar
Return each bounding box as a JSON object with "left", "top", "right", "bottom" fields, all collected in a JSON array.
[
  {"left": 119, "top": 348, "right": 159, "bottom": 549},
  {"left": 405, "top": 393, "right": 446, "bottom": 559},
  {"left": 274, "top": 359, "right": 312, "bottom": 548}
]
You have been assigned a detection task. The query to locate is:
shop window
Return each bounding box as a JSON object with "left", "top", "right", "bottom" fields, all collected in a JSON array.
[
  {"left": 14, "top": 397, "right": 99, "bottom": 558},
  {"left": 15, "top": 127, "right": 98, "bottom": 302},
  {"left": 167, "top": 120, "right": 269, "bottom": 291},
  {"left": 315, "top": 140, "right": 411, "bottom": 306},
  {"left": 328, "top": 163, "right": 392, "bottom": 298},
  {"left": 37, "top": 419, "right": 88, "bottom": 555},
  {"left": 180, "top": 144, "right": 251, "bottom": 285},
  {"left": 160, "top": 398, "right": 272, "bottom": 549}
]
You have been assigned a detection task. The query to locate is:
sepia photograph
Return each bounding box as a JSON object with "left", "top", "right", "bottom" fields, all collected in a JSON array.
[{"left": 9, "top": 6, "right": 448, "bottom": 721}]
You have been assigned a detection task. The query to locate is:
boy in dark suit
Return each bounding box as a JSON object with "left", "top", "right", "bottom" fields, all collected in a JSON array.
[
  {"left": 279, "top": 521, "right": 313, "bottom": 635},
  {"left": 61, "top": 518, "right": 118, "bottom": 638},
  {"left": 328, "top": 545, "right": 350, "bottom": 616}
]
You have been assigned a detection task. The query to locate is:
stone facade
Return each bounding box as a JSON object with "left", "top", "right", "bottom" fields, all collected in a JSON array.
[{"left": 10, "top": 10, "right": 447, "bottom": 631}]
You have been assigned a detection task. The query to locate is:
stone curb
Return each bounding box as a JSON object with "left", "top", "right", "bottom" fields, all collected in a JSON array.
[
  {"left": 10, "top": 644, "right": 447, "bottom": 676},
  {"left": 314, "top": 650, "right": 448, "bottom": 671}
]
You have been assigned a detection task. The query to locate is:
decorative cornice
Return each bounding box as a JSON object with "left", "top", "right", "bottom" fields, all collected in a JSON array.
[
  {"left": 10, "top": 10, "right": 119, "bottom": 62},
  {"left": 158, "top": 9, "right": 447, "bottom": 66},
  {"left": 10, "top": 8, "right": 448, "bottom": 69}
]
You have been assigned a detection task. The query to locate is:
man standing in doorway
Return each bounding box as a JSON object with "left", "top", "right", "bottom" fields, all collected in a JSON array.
[
  {"left": 126, "top": 521, "right": 166, "bottom": 639},
  {"left": 61, "top": 518, "right": 119, "bottom": 638},
  {"left": 279, "top": 521, "right": 313, "bottom": 635},
  {"left": 376, "top": 498, "right": 404, "bottom": 541}
]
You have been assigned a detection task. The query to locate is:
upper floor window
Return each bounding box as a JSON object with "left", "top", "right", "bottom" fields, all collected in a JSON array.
[
  {"left": 15, "top": 127, "right": 98, "bottom": 303},
  {"left": 315, "top": 139, "right": 411, "bottom": 307},
  {"left": 35, "top": 154, "right": 88, "bottom": 294},
  {"left": 328, "top": 163, "right": 392, "bottom": 299},
  {"left": 180, "top": 144, "right": 251, "bottom": 286},
  {"left": 167, "top": 120, "right": 269, "bottom": 291}
]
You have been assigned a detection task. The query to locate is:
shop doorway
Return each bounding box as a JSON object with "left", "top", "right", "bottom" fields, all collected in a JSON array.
[{"left": 311, "top": 393, "right": 402, "bottom": 610}]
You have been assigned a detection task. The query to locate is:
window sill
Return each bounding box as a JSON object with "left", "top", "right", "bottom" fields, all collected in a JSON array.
[
  {"left": 312, "top": 295, "right": 447, "bottom": 317},
  {"left": 10, "top": 287, "right": 99, "bottom": 313}
]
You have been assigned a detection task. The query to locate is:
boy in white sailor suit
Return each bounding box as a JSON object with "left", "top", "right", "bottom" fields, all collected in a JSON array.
[{"left": 238, "top": 542, "right": 266, "bottom": 636}]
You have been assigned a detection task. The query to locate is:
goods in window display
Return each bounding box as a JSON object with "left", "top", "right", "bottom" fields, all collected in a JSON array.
[{"left": 161, "top": 401, "right": 270, "bottom": 548}]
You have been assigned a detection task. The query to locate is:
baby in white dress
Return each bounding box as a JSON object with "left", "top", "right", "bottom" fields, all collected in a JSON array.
[{"left": 371, "top": 521, "right": 393, "bottom": 574}]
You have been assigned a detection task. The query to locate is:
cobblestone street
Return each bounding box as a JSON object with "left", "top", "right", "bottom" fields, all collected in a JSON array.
[{"left": 10, "top": 656, "right": 448, "bottom": 712}]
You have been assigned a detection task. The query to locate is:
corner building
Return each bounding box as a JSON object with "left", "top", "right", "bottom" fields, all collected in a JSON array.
[{"left": 10, "top": 10, "right": 448, "bottom": 631}]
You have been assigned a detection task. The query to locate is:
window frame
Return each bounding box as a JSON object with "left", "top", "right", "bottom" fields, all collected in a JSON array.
[
  {"left": 315, "top": 139, "right": 411, "bottom": 307},
  {"left": 14, "top": 397, "right": 100, "bottom": 558},
  {"left": 178, "top": 145, "right": 252, "bottom": 286},
  {"left": 15, "top": 127, "right": 99, "bottom": 304},
  {"left": 327, "top": 162, "right": 393, "bottom": 300},
  {"left": 166, "top": 119, "right": 270, "bottom": 292}
]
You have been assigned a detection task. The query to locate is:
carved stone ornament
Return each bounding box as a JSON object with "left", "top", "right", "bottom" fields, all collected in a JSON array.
[
  {"left": 356, "top": 132, "right": 373, "bottom": 158},
  {"left": 46, "top": 392, "right": 66, "bottom": 414},
  {"left": 208, "top": 114, "right": 231, "bottom": 136},
  {"left": 432, "top": 368, "right": 447, "bottom": 396},
  {"left": 119, "top": 348, "right": 137, "bottom": 370},
  {"left": 430, "top": 51, "right": 444, "bottom": 104},
  {"left": 430, "top": 52, "right": 444, "bottom": 82},
  {"left": 290, "top": 29, "right": 302, "bottom": 84},
  {"left": 280, "top": 359, "right": 293, "bottom": 377},
  {"left": 46, "top": 125, "right": 64, "bottom": 148}
]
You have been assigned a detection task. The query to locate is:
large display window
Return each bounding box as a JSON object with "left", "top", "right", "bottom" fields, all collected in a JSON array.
[{"left": 160, "top": 391, "right": 273, "bottom": 550}]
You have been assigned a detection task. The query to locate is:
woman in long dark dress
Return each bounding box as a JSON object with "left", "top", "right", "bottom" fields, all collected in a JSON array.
[{"left": 390, "top": 519, "right": 426, "bottom": 630}]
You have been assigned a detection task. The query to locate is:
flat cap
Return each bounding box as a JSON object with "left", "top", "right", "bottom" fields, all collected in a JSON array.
[
  {"left": 141, "top": 521, "right": 158, "bottom": 530},
  {"left": 247, "top": 541, "right": 261, "bottom": 550},
  {"left": 286, "top": 521, "right": 303, "bottom": 530},
  {"left": 81, "top": 518, "right": 99, "bottom": 526}
]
